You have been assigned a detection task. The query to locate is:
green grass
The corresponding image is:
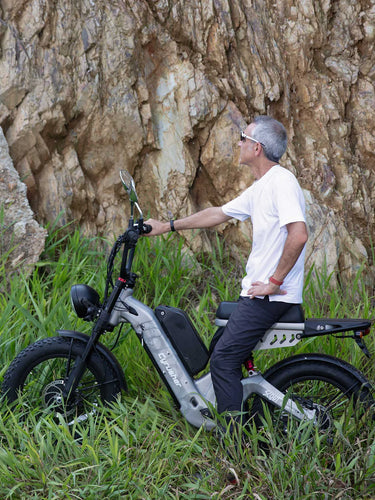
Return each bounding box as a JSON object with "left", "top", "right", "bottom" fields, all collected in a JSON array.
[{"left": 0, "top": 226, "right": 375, "bottom": 499}]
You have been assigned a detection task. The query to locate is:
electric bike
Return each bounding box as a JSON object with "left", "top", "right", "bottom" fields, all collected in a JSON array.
[{"left": 2, "top": 171, "right": 374, "bottom": 436}]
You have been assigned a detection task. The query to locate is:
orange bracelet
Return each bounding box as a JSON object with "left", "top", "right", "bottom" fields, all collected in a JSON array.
[{"left": 269, "top": 276, "right": 283, "bottom": 286}]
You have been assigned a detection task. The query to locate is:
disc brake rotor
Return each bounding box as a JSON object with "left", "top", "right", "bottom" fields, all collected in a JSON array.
[
  {"left": 293, "top": 396, "right": 333, "bottom": 432},
  {"left": 312, "top": 403, "right": 332, "bottom": 431},
  {"left": 42, "top": 379, "right": 81, "bottom": 417}
]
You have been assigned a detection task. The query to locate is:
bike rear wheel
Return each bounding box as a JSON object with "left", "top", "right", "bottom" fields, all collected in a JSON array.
[
  {"left": 249, "top": 354, "right": 374, "bottom": 435},
  {"left": 2, "top": 337, "right": 122, "bottom": 419}
]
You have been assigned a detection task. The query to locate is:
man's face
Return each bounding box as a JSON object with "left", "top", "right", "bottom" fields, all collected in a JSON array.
[{"left": 238, "top": 123, "right": 257, "bottom": 166}]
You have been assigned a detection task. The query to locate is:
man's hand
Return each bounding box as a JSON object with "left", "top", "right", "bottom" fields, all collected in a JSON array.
[
  {"left": 143, "top": 219, "right": 169, "bottom": 236},
  {"left": 246, "top": 281, "right": 287, "bottom": 299}
]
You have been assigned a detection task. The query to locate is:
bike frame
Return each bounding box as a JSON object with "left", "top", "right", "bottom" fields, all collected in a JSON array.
[{"left": 106, "top": 288, "right": 315, "bottom": 429}]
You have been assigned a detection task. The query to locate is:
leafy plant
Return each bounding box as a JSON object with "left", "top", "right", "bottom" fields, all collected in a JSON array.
[{"left": 0, "top": 228, "right": 374, "bottom": 499}]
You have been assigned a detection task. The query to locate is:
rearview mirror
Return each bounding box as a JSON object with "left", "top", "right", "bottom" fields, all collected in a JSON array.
[
  {"left": 119, "top": 170, "right": 143, "bottom": 218},
  {"left": 120, "top": 170, "right": 138, "bottom": 203}
]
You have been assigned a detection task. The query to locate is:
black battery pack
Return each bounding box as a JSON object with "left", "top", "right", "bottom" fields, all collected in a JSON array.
[{"left": 155, "top": 305, "right": 209, "bottom": 376}]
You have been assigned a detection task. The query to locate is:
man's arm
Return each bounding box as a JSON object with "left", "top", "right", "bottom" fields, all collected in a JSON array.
[
  {"left": 145, "top": 207, "right": 232, "bottom": 236},
  {"left": 247, "top": 221, "right": 308, "bottom": 298}
]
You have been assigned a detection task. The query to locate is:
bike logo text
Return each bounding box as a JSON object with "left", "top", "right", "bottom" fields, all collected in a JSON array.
[{"left": 159, "top": 353, "right": 182, "bottom": 387}]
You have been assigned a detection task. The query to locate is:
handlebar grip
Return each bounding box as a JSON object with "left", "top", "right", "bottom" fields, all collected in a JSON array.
[{"left": 142, "top": 223, "right": 152, "bottom": 234}]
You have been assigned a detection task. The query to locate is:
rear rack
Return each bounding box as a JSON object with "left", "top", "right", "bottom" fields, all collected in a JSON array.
[{"left": 302, "top": 318, "right": 372, "bottom": 338}]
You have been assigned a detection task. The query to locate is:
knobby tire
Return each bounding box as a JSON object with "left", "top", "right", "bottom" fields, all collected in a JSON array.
[
  {"left": 249, "top": 354, "right": 374, "bottom": 436},
  {"left": 2, "top": 336, "right": 122, "bottom": 419}
]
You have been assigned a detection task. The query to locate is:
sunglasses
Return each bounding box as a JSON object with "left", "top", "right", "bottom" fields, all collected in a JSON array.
[{"left": 240, "top": 131, "right": 265, "bottom": 147}]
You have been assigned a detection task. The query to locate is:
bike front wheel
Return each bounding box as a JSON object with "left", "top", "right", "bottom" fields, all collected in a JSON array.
[
  {"left": 2, "top": 336, "right": 122, "bottom": 419},
  {"left": 249, "top": 354, "right": 374, "bottom": 436}
]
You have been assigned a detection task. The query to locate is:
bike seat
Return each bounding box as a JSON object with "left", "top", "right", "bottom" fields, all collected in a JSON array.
[
  {"left": 215, "top": 301, "right": 305, "bottom": 323},
  {"left": 279, "top": 304, "right": 305, "bottom": 323}
]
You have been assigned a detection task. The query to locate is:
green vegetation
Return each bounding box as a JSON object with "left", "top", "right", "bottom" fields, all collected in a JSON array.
[{"left": 0, "top": 227, "right": 374, "bottom": 499}]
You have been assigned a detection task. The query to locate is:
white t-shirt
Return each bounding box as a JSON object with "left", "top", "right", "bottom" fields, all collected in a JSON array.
[{"left": 222, "top": 165, "right": 306, "bottom": 303}]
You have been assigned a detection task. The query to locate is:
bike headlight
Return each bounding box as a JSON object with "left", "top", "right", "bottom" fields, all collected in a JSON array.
[{"left": 70, "top": 284, "right": 101, "bottom": 319}]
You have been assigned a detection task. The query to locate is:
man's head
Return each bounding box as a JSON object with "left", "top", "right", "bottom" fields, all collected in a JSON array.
[
  {"left": 239, "top": 116, "right": 287, "bottom": 168},
  {"left": 251, "top": 116, "right": 287, "bottom": 162}
]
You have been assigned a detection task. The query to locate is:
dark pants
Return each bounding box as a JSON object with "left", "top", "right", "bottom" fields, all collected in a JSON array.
[{"left": 210, "top": 296, "right": 293, "bottom": 416}]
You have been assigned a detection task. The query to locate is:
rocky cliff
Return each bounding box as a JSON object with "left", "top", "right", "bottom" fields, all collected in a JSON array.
[{"left": 0, "top": 0, "right": 374, "bottom": 284}]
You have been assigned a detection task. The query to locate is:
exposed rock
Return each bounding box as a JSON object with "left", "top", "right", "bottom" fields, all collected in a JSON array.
[
  {"left": 0, "top": 126, "right": 46, "bottom": 278},
  {"left": 0, "top": 0, "right": 374, "bottom": 287}
]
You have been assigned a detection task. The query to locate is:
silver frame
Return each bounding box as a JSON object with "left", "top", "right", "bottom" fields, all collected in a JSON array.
[{"left": 109, "top": 289, "right": 316, "bottom": 429}]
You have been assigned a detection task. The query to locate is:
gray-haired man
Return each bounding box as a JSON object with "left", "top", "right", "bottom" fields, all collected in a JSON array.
[{"left": 146, "top": 115, "right": 308, "bottom": 425}]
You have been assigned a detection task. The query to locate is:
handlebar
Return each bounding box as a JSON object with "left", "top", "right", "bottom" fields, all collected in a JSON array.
[
  {"left": 133, "top": 222, "right": 152, "bottom": 234},
  {"left": 104, "top": 218, "right": 153, "bottom": 302},
  {"left": 142, "top": 223, "right": 152, "bottom": 234},
  {"left": 116, "top": 220, "right": 152, "bottom": 282}
]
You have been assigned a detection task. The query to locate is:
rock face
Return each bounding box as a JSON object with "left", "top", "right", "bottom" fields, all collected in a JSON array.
[
  {"left": 0, "top": 126, "right": 46, "bottom": 278},
  {"left": 0, "top": 0, "right": 374, "bottom": 285}
]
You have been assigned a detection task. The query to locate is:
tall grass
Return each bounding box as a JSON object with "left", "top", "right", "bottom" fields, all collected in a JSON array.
[{"left": 0, "top": 226, "right": 374, "bottom": 499}]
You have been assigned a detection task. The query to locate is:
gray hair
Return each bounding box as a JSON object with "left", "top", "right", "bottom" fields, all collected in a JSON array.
[{"left": 252, "top": 116, "right": 287, "bottom": 163}]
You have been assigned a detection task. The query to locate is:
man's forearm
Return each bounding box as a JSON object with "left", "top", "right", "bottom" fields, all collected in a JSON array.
[
  {"left": 145, "top": 207, "right": 231, "bottom": 236},
  {"left": 174, "top": 207, "right": 231, "bottom": 230},
  {"left": 272, "top": 221, "right": 308, "bottom": 283}
]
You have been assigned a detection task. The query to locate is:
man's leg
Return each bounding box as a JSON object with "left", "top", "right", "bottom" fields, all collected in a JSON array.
[{"left": 210, "top": 296, "right": 292, "bottom": 416}]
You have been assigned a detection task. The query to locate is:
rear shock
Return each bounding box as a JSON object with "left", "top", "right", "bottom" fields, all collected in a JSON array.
[{"left": 244, "top": 357, "right": 258, "bottom": 376}]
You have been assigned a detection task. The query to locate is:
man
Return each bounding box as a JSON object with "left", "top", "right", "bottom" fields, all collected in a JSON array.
[{"left": 145, "top": 115, "right": 308, "bottom": 424}]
